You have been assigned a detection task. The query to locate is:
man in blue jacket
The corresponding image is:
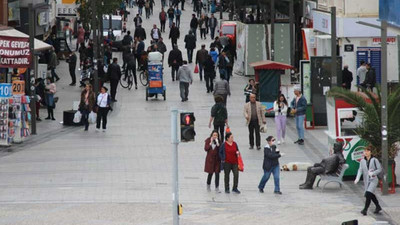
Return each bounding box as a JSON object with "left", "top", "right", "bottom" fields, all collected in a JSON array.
[
  {"left": 258, "top": 136, "right": 282, "bottom": 194},
  {"left": 290, "top": 87, "right": 307, "bottom": 145}
]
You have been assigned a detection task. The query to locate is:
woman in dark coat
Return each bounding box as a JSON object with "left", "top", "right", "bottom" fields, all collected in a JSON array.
[
  {"left": 79, "top": 84, "right": 96, "bottom": 131},
  {"left": 204, "top": 130, "right": 221, "bottom": 193}
]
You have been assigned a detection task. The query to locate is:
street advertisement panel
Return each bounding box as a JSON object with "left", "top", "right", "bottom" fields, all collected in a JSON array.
[
  {"left": 300, "top": 60, "right": 311, "bottom": 104},
  {"left": 379, "top": 0, "right": 400, "bottom": 27},
  {"left": 0, "top": 36, "right": 31, "bottom": 68},
  {"left": 148, "top": 63, "right": 163, "bottom": 88}
]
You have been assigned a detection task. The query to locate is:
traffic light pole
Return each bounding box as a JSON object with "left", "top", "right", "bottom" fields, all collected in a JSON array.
[{"left": 171, "top": 108, "right": 179, "bottom": 225}]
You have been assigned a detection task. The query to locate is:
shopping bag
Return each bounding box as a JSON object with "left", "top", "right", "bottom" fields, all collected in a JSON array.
[
  {"left": 238, "top": 153, "right": 244, "bottom": 172},
  {"left": 194, "top": 64, "right": 199, "bottom": 73},
  {"left": 73, "top": 111, "right": 82, "bottom": 123},
  {"left": 225, "top": 126, "right": 231, "bottom": 133},
  {"left": 88, "top": 111, "right": 97, "bottom": 124},
  {"left": 260, "top": 124, "right": 267, "bottom": 133}
]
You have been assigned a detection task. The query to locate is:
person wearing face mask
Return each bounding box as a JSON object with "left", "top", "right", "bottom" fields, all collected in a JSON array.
[
  {"left": 204, "top": 130, "right": 221, "bottom": 193},
  {"left": 258, "top": 136, "right": 282, "bottom": 194}
]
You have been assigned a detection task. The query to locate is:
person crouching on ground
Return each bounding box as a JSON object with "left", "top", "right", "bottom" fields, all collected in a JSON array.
[
  {"left": 219, "top": 132, "right": 241, "bottom": 194},
  {"left": 258, "top": 136, "right": 282, "bottom": 194},
  {"left": 204, "top": 130, "right": 221, "bottom": 193}
]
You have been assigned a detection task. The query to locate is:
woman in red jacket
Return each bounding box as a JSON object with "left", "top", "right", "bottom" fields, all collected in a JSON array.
[
  {"left": 204, "top": 130, "right": 221, "bottom": 193},
  {"left": 219, "top": 132, "right": 241, "bottom": 194}
]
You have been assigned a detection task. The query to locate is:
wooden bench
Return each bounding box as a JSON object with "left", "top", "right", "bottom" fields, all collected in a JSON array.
[{"left": 316, "top": 164, "right": 349, "bottom": 191}]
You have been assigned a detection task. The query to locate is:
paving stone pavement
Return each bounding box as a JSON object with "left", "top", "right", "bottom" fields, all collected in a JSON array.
[{"left": 0, "top": 1, "right": 399, "bottom": 225}]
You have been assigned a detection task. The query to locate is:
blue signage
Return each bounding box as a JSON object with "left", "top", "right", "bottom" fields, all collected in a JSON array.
[
  {"left": 0, "top": 83, "right": 12, "bottom": 98},
  {"left": 379, "top": 0, "right": 400, "bottom": 27}
]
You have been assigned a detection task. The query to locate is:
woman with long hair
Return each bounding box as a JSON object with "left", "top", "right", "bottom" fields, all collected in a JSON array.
[
  {"left": 204, "top": 130, "right": 221, "bottom": 193},
  {"left": 273, "top": 94, "right": 288, "bottom": 144},
  {"left": 79, "top": 84, "right": 96, "bottom": 131},
  {"left": 354, "top": 146, "right": 382, "bottom": 215},
  {"left": 44, "top": 77, "right": 56, "bottom": 120}
]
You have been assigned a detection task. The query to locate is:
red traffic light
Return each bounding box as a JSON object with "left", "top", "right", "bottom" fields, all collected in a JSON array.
[{"left": 185, "top": 115, "right": 190, "bottom": 125}]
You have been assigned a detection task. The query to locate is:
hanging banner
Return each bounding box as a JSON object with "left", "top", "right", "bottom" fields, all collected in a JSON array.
[{"left": 0, "top": 36, "right": 31, "bottom": 68}]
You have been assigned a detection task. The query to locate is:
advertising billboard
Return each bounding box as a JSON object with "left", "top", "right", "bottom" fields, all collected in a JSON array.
[{"left": 379, "top": 0, "right": 400, "bottom": 27}]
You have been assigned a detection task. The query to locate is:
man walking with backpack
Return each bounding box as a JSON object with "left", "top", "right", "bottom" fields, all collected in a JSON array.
[{"left": 209, "top": 95, "right": 228, "bottom": 141}]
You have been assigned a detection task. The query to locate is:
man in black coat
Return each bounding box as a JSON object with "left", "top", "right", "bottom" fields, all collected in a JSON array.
[
  {"left": 208, "top": 13, "right": 218, "bottom": 39},
  {"left": 67, "top": 52, "right": 77, "bottom": 86},
  {"left": 342, "top": 65, "right": 353, "bottom": 90},
  {"left": 107, "top": 58, "right": 122, "bottom": 102},
  {"left": 190, "top": 14, "right": 198, "bottom": 41},
  {"left": 299, "top": 142, "right": 345, "bottom": 189},
  {"left": 195, "top": 44, "right": 208, "bottom": 81},
  {"left": 134, "top": 25, "right": 146, "bottom": 41},
  {"left": 125, "top": 52, "right": 137, "bottom": 89},
  {"left": 258, "top": 136, "right": 282, "bottom": 194},
  {"left": 184, "top": 30, "right": 196, "bottom": 63},
  {"left": 133, "top": 14, "right": 143, "bottom": 28},
  {"left": 361, "top": 63, "right": 376, "bottom": 91},
  {"left": 169, "top": 22, "right": 180, "bottom": 48},
  {"left": 168, "top": 45, "right": 183, "bottom": 81}
]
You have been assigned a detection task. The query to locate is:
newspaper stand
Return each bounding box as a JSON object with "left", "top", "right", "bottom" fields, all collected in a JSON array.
[{"left": 146, "top": 52, "right": 166, "bottom": 101}]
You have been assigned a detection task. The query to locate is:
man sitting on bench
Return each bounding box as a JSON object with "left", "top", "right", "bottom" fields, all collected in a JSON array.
[{"left": 299, "top": 142, "right": 345, "bottom": 189}]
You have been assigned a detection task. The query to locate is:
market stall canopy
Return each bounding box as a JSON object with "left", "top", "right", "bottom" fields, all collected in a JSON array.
[
  {"left": 0, "top": 26, "right": 52, "bottom": 53},
  {"left": 250, "top": 60, "right": 294, "bottom": 71}
]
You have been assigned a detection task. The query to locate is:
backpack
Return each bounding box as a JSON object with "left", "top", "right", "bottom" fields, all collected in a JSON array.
[
  {"left": 122, "top": 35, "right": 131, "bottom": 46},
  {"left": 373, "top": 158, "right": 384, "bottom": 180},
  {"left": 214, "top": 104, "right": 226, "bottom": 123},
  {"left": 160, "top": 12, "right": 166, "bottom": 21}
]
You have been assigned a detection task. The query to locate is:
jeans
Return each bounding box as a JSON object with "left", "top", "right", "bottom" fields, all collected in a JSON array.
[
  {"left": 248, "top": 120, "right": 260, "bottom": 147},
  {"left": 213, "top": 123, "right": 224, "bottom": 142},
  {"left": 161, "top": 0, "right": 166, "bottom": 7},
  {"left": 81, "top": 108, "right": 90, "bottom": 130},
  {"left": 274, "top": 115, "right": 287, "bottom": 141},
  {"left": 179, "top": 82, "right": 189, "bottom": 100},
  {"left": 51, "top": 68, "right": 59, "bottom": 80},
  {"left": 258, "top": 165, "right": 280, "bottom": 192},
  {"left": 160, "top": 20, "right": 166, "bottom": 32},
  {"left": 219, "top": 68, "right": 227, "bottom": 80},
  {"left": 96, "top": 107, "right": 109, "bottom": 129},
  {"left": 210, "top": 27, "right": 216, "bottom": 39},
  {"left": 176, "top": 16, "right": 180, "bottom": 28},
  {"left": 187, "top": 48, "right": 194, "bottom": 63},
  {"left": 110, "top": 79, "right": 119, "bottom": 100},
  {"left": 169, "top": 18, "right": 174, "bottom": 28},
  {"left": 295, "top": 114, "right": 305, "bottom": 140},
  {"left": 171, "top": 66, "right": 179, "bottom": 81},
  {"left": 138, "top": 7, "right": 143, "bottom": 15},
  {"left": 198, "top": 64, "right": 204, "bottom": 80},
  {"left": 204, "top": 73, "right": 214, "bottom": 92},
  {"left": 69, "top": 67, "right": 76, "bottom": 84},
  {"left": 224, "top": 162, "right": 239, "bottom": 191},
  {"left": 207, "top": 172, "right": 220, "bottom": 187}
]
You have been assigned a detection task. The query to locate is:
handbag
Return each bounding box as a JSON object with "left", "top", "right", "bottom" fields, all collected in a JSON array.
[
  {"left": 373, "top": 158, "right": 384, "bottom": 180},
  {"left": 194, "top": 64, "right": 199, "bottom": 73},
  {"left": 260, "top": 124, "right": 267, "bottom": 133},
  {"left": 238, "top": 153, "right": 244, "bottom": 172}
]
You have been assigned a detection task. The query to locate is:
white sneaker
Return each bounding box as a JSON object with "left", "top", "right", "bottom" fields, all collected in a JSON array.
[
  {"left": 277, "top": 141, "right": 281, "bottom": 145},
  {"left": 281, "top": 138, "right": 285, "bottom": 143},
  {"left": 95, "top": 128, "right": 100, "bottom": 132}
]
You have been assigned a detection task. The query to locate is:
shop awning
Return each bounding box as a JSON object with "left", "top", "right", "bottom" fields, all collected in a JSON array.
[
  {"left": 249, "top": 60, "right": 294, "bottom": 70},
  {"left": 0, "top": 26, "right": 52, "bottom": 53}
]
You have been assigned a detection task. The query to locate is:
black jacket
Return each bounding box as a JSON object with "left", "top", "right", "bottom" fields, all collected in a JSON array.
[
  {"left": 342, "top": 68, "right": 353, "bottom": 89},
  {"left": 67, "top": 53, "right": 77, "bottom": 69},
  {"left": 107, "top": 62, "right": 122, "bottom": 80},
  {"left": 169, "top": 26, "right": 180, "bottom": 40},
  {"left": 184, "top": 33, "right": 196, "bottom": 49},
  {"left": 157, "top": 41, "right": 167, "bottom": 54},
  {"left": 262, "top": 145, "right": 281, "bottom": 171},
  {"left": 134, "top": 27, "right": 146, "bottom": 40},
  {"left": 363, "top": 68, "right": 376, "bottom": 88},
  {"left": 168, "top": 49, "right": 183, "bottom": 68},
  {"left": 190, "top": 17, "right": 198, "bottom": 29},
  {"left": 127, "top": 53, "right": 136, "bottom": 67},
  {"left": 203, "top": 57, "right": 215, "bottom": 75},
  {"left": 196, "top": 49, "right": 208, "bottom": 65}
]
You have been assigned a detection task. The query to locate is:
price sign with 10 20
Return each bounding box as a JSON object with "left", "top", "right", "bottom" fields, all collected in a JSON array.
[{"left": 0, "top": 83, "right": 12, "bottom": 98}]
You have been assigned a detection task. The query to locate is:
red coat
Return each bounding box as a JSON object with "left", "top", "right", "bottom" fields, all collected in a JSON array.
[{"left": 204, "top": 137, "right": 221, "bottom": 173}]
